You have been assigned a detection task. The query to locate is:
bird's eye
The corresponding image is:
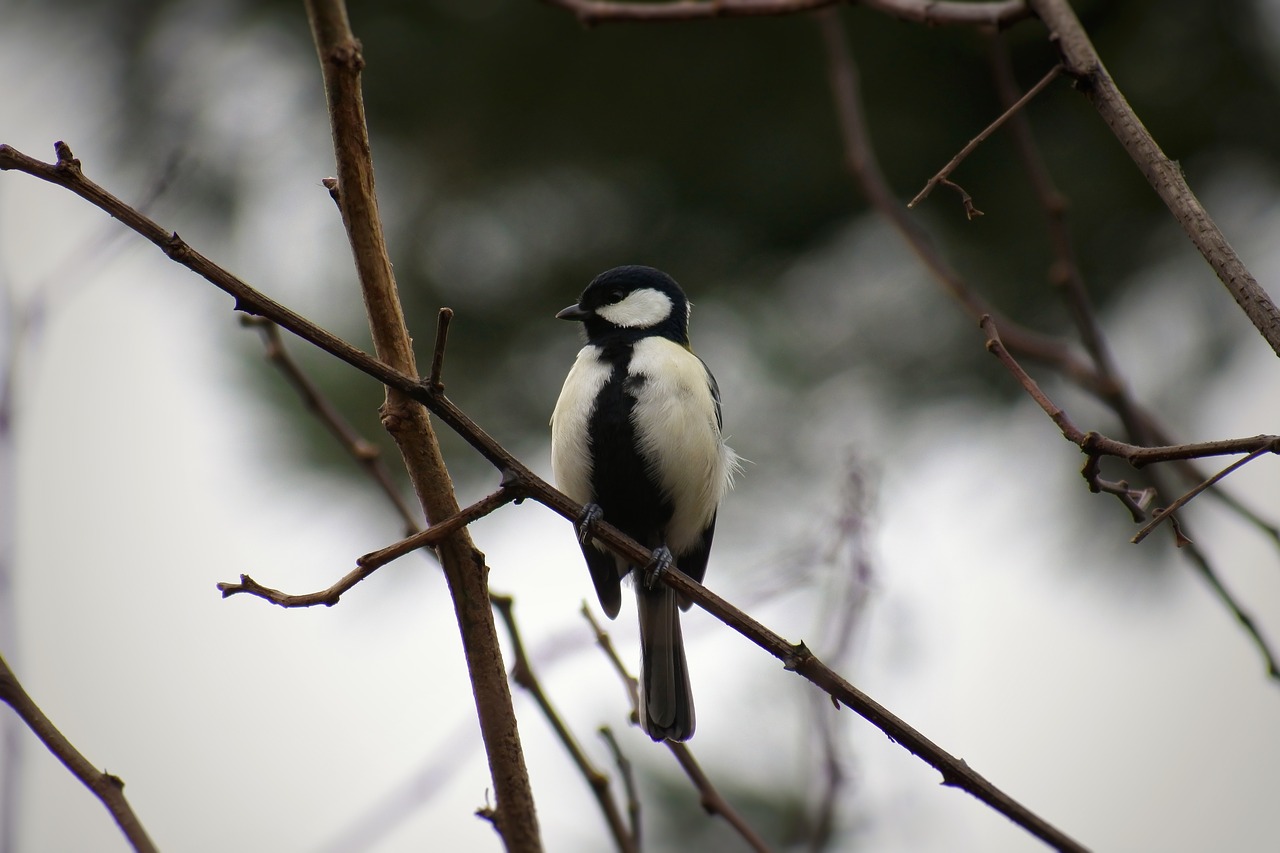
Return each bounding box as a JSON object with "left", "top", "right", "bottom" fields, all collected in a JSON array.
[{"left": 607, "top": 289, "right": 625, "bottom": 303}]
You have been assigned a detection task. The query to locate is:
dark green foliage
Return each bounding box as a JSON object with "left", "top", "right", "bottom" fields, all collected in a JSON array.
[{"left": 56, "top": 0, "right": 1280, "bottom": 480}]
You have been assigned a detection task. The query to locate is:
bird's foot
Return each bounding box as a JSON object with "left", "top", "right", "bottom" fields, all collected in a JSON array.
[
  {"left": 575, "top": 503, "right": 604, "bottom": 546},
  {"left": 642, "top": 546, "right": 674, "bottom": 591}
]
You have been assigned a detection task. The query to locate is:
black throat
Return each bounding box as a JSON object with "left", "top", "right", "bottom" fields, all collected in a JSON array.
[{"left": 586, "top": 339, "right": 674, "bottom": 551}]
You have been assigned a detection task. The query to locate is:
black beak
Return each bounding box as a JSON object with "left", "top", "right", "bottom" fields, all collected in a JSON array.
[{"left": 556, "top": 303, "right": 591, "bottom": 321}]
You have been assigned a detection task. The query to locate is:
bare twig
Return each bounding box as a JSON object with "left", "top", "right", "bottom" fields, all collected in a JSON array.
[
  {"left": 909, "top": 63, "right": 1062, "bottom": 210},
  {"left": 582, "top": 604, "right": 640, "bottom": 719},
  {"left": 939, "top": 178, "right": 984, "bottom": 219},
  {"left": 800, "top": 460, "right": 875, "bottom": 850},
  {"left": 242, "top": 316, "right": 421, "bottom": 532},
  {"left": 216, "top": 485, "right": 521, "bottom": 607},
  {"left": 666, "top": 745, "right": 774, "bottom": 853},
  {"left": 0, "top": 654, "right": 157, "bottom": 853},
  {"left": 1131, "top": 448, "right": 1272, "bottom": 545},
  {"left": 987, "top": 23, "right": 1280, "bottom": 564},
  {"left": 982, "top": 314, "right": 1280, "bottom": 676},
  {"left": 598, "top": 727, "right": 641, "bottom": 845},
  {"left": 814, "top": 14, "right": 1109, "bottom": 396},
  {"left": 1178, "top": 530, "right": 1280, "bottom": 677},
  {"left": 539, "top": 0, "right": 1030, "bottom": 28},
  {"left": 981, "top": 315, "right": 1280, "bottom": 468},
  {"left": 428, "top": 308, "right": 453, "bottom": 391},
  {"left": 581, "top": 608, "right": 775, "bottom": 853},
  {"left": 1028, "top": 0, "right": 1280, "bottom": 357},
  {"left": 493, "top": 596, "right": 636, "bottom": 853},
  {"left": 305, "top": 1, "right": 542, "bottom": 846}
]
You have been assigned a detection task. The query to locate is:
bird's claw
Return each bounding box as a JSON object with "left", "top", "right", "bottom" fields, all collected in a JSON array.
[
  {"left": 576, "top": 503, "right": 604, "bottom": 546},
  {"left": 642, "top": 546, "right": 674, "bottom": 591}
]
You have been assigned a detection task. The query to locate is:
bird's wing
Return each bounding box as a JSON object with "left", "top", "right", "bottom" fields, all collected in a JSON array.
[
  {"left": 698, "top": 355, "right": 724, "bottom": 430},
  {"left": 581, "top": 539, "right": 623, "bottom": 620}
]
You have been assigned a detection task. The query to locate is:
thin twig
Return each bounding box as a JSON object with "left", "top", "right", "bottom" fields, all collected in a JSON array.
[
  {"left": 800, "top": 459, "right": 874, "bottom": 850},
  {"left": 1132, "top": 447, "right": 1273, "bottom": 545},
  {"left": 538, "top": 0, "right": 1030, "bottom": 28},
  {"left": 428, "top": 308, "right": 453, "bottom": 391},
  {"left": 981, "top": 316, "right": 1280, "bottom": 468},
  {"left": 493, "top": 596, "right": 636, "bottom": 853},
  {"left": 989, "top": 24, "right": 1280, "bottom": 571},
  {"left": 582, "top": 603, "right": 641, "bottom": 718},
  {"left": 813, "top": 15, "right": 1110, "bottom": 396},
  {"left": 598, "top": 727, "right": 641, "bottom": 845},
  {"left": 581, "top": 607, "right": 774, "bottom": 853},
  {"left": 666, "top": 744, "right": 774, "bottom": 853},
  {"left": 1178, "top": 527, "right": 1280, "bottom": 678},
  {"left": 0, "top": 654, "right": 158, "bottom": 853},
  {"left": 982, "top": 314, "right": 1280, "bottom": 677},
  {"left": 304, "top": 1, "right": 542, "bottom": 845},
  {"left": 242, "top": 316, "right": 420, "bottom": 532},
  {"left": 908, "top": 63, "right": 1062, "bottom": 210},
  {"left": 1028, "top": 0, "right": 1280, "bottom": 357},
  {"left": 216, "top": 485, "right": 520, "bottom": 607},
  {"left": 939, "top": 178, "right": 983, "bottom": 219}
]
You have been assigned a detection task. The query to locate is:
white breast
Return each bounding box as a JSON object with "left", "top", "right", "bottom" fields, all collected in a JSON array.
[
  {"left": 628, "top": 337, "right": 738, "bottom": 555},
  {"left": 550, "top": 345, "right": 612, "bottom": 506}
]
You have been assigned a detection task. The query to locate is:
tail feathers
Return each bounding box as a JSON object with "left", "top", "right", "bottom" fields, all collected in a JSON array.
[{"left": 636, "top": 584, "right": 695, "bottom": 742}]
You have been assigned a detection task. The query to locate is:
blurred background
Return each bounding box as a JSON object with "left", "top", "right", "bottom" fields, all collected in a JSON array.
[{"left": 4, "top": 0, "right": 1280, "bottom": 849}]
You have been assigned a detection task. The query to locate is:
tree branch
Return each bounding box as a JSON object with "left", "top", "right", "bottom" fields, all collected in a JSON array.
[
  {"left": 302, "top": 1, "right": 542, "bottom": 848},
  {"left": 982, "top": 314, "right": 1280, "bottom": 676},
  {"left": 909, "top": 63, "right": 1062, "bottom": 210},
  {"left": 493, "top": 596, "right": 637, "bottom": 853},
  {"left": 1027, "top": 0, "right": 1280, "bottom": 357},
  {"left": 539, "top": 0, "right": 1030, "bottom": 28},
  {"left": 1130, "top": 448, "right": 1272, "bottom": 545},
  {"left": 216, "top": 485, "right": 520, "bottom": 607},
  {"left": 0, "top": 653, "right": 158, "bottom": 853},
  {"left": 582, "top": 607, "right": 774, "bottom": 852},
  {"left": 241, "top": 316, "right": 421, "bottom": 533}
]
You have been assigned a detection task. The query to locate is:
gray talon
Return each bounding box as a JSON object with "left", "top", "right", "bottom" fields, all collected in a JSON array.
[
  {"left": 576, "top": 503, "right": 604, "bottom": 546},
  {"left": 643, "top": 546, "right": 674, "bottom": 591}
]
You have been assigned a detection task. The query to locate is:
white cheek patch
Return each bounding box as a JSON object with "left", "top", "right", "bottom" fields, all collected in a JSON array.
[{"left": 596, "top": 288, "right": 673, "bottom": 328}]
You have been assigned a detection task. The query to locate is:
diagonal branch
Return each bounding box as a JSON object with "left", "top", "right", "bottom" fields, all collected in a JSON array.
[
  {"left": 216, "top": 484, "right": 521, "bottom": 607},
  {"left": 981, "top": 314, "right": 1280, "bottom": 469},
  {"left": 1130, "top": 448, "right": 1273, "bottom": 546},
  {"left": 241, "top": 316, "right": 421, "bottom": 532},
  {"left": 493, "top": 596, "right": 637, "bottom": 853},
  {"left": 982, "top": 314, "right": 1280, "bottom": 677},
  {"left": 0, "top": 654, "right": 158, "bottom": 853},
  {"left": 582, "top": 607, "right": 773, "bottom": 853},
  {"left": 909, "top": 63, "right": 1063, "bottom": 210},
  {"left": 1027, "top": 0, "right": 1280, "bottom": 357}
]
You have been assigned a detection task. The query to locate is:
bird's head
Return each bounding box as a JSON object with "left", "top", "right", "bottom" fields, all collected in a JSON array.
[{"left": 557, "top": 266, "right": 691, "bottom": 346}]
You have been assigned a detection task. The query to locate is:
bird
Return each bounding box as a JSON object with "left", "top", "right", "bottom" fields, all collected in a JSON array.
[{"left": 551, "top": 265, "right": 739, "bottom": 742}]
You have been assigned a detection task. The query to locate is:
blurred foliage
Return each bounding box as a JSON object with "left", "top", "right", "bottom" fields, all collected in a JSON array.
[{"left": 47, "top": 0, "right": 1280, "bottom": 487}]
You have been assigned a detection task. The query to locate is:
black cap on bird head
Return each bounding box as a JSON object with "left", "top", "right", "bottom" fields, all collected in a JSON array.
[{"left": 556, "top": 265, "right": 691, "bottom": 345}]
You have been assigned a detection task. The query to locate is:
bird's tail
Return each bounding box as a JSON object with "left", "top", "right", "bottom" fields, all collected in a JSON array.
[{"left": 636, "top": 583, "right": 695, "bottom": 742}]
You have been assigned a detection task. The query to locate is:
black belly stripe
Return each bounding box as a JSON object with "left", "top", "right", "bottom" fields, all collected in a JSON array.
[{"left": 588, "top": 341, "right": 673, "bottom": 551}]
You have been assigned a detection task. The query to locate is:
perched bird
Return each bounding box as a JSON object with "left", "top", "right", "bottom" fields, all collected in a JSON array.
[{"left": 551, "top": 265, "right": 738, "bottom": 742}]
